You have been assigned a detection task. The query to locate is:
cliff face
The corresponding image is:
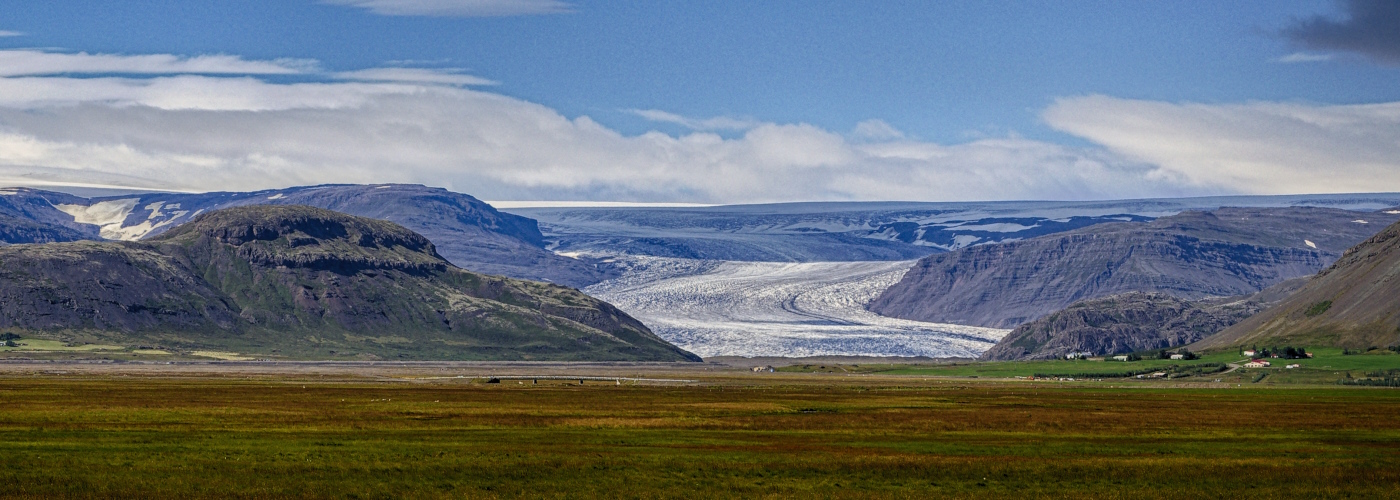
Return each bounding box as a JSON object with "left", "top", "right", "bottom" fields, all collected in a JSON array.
[
  {"left": 1194, "top": 219, "right": 1400, "bottom": 351},
  {"left": 870, "top": 207, "right": 1398, "bottom": 329},
  {"left": 0, "top": 205, "right": 699, "bottom": 362}
]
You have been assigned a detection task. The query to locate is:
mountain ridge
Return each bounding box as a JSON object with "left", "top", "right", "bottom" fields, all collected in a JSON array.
[{"left": 0, "top": 205, "right": 699, "bottom": 362}]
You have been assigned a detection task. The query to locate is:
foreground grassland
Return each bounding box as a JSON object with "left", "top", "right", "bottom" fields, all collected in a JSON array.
[
  {"left": 0, "top": 373, "right": 1397, "bottom": 499},
  {"left": 781, "top": 348, "right": 1400, "bottom": 386}
]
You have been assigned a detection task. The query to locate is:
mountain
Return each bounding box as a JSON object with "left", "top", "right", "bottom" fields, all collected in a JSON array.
[
  {"left": 0, "top": 205, "right": 699, "bottom": 362},
  {"left": 1194, "top": 219, "right": 1400, "bottom": 351},
  {"left": 0, "top": 188, "right": 100, "bottom": 244},
  {"left": 980, "top": 277, "right": 1306, "bottom": 361},
  {"left": 45, "top": 184, "right": 605, "bottom": 287},
  {"left": 870, "top": 207, "right": 1400, "bottom": 329}
]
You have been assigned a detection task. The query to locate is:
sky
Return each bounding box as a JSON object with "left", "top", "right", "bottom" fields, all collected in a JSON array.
[{"left": 0, "top": 0, "right": 1397, "bottom": 203}]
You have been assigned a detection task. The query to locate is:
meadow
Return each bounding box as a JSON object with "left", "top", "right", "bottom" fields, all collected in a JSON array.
[{"left": 0, "top": 369, "right": 1397, "bottom": 498}]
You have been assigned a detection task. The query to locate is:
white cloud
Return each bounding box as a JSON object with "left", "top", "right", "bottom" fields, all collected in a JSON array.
[
  {"left": 1276, "top": 51, "right": 1335, "bottom": 63},
  {"left": 0, "top": 51, "right": 1234, "bottom": 204},
  {"left": 0, "top": 31, "right": 22, "bottom": 37},
  {"left": 850, "top": 119, "right": 906, "bottom": 142},
  {"left": 322, "top": 0, "right": 572, "bottom": 17},
  {"left": 1043, "top": 95, "right": 1400, "bottom": 195},
  {"left": 627, "top": 109, "right": 760, "bottom": 131},
  {"left": 0, "top": 49, "right": 314, "bottom": 77},
  {"left": 334, "top": 67, "right": 497, "bottom": 86}
]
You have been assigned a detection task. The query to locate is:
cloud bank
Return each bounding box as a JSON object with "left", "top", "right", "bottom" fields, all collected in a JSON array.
[
  {"left": 1044, "top": 95, "right": 1400, "bottom": 195},
  {"left": 322, "top": 0, "right": 572, "bottom": 17},
  {"left": 0, "top": 49, "right": 1395, "bottom": 203},
  {"left": 1285, "top": 0, "right": 1400, "bottom": 65}
]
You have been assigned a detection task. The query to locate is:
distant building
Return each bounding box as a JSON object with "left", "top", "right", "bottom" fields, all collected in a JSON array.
[
  {"left": 752, "top": 366, "right": 773, "bottom": 372},
  {"left": 1285, "top": 364, "right": 1300, "bottom": 369},
  {"left": 1169, "top": 354, "right": 1186, "bottom": 360},
  {"left": 1243, "top": 350, "right": 1257, "bottom": 357},
  {"left": 1243, "top": 359, "right": 1271, "bottom": 368},
  {"left": 1112, "top": 355, "right": 1130, "bottom": 361}
]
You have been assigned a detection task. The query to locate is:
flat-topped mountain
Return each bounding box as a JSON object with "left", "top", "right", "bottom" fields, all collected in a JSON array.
[
  {"left": 0, "top": 205, "right": 699, "bottom": 361},
  {"left": 870, "top": 207, "right": 1400, "bottom": 329},
  {"left": 1195, "top": 219, "right": 1400, "bottom": 351}
]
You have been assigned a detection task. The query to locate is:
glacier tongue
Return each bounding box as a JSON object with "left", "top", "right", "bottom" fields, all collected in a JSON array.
[{"left": 585, "top": 257, "right": 1009, "bottom": 358}]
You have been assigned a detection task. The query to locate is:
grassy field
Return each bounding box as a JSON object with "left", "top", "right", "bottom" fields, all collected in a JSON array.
[
  {"left": 0, "top": 372, "right": 1397, "bottom": 498},
  {"left": 778, "top": 347, "right": 1400, "bottom": 385}
]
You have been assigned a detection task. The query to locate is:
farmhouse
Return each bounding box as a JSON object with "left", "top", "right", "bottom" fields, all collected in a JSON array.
[
  {"left": 1111, "top": 355, "right": 1129, "bottom": 361},
  {"left": 1243, "top": 360, "right": 1271, "bottom": 368},
  {"left": 1243, "top": 350, "right": 1257, "bottom": 357},
  {"left": 1170, "top": 354, "right": 1185, "bottom": 360}
]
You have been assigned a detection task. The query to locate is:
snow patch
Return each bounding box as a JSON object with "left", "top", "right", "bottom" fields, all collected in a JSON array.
[
  {"left": 1386, "top": 210, "right": 1400, "bottom": 215},
  {"left": 1304, "top": 239, "right": 1317, "bottom": 249},
  {"left": 267, "top": 193, "right": 285, "bottom": 200},
  {"left": 375, "top": 185, "right": 392, "bottom": 189},
  {"left": 1352, "top": 219, "right": 1368, "bottom": 224},
  {"left": 55, "top": 198, "right": 146, "bottom": 239},
  {"left": 0, "top": 190, "right": 17, "bottom": 196},
  {"left": 950, "top": 234, "right": 982, "bottom": 248},
  {"left": 949, "top": 222, "right": 1037, "bottom": 232},
  {"left": 586, "top": 257, "right": 1007, "bottom": 358}
]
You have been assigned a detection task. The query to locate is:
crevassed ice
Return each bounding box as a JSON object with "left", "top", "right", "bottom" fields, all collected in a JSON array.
[{"left": 586, "top": 256, "right": 1009, "bottom": 358}]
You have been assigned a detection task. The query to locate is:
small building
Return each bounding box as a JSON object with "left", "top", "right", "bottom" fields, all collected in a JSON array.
[
  {"left": 1170, "top": 354, "right": 1186, "bottom": 360},
  {"left": 1243, "top": 359, "right": 1271, "bottom": 368},
  {"left": 1112, "top": 355, "right": 1129, "bottom": 361},
  {"left": 751, "top": 366, "right": 773, "bottom": 372},
  {"left": 1243, "top": 350, "right": 1257, "bottom": 357},
  {"left": 1285, "top": 364, "right": 1300, "bottom": 369}
]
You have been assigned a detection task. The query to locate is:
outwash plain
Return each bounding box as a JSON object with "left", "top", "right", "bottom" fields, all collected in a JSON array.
[{"left": 1, "top": 354, "right": 1399, "bottom": 499}]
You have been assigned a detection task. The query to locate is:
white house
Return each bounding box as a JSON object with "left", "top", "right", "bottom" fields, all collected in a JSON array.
[
  {"left": 1170, "top": 354, "right": 1185, "bottom": 360},
  {"left": 1243, "top": 350, "right": 1257, "bottom": 357},
  {"left": 1243, "top": 359, "right": 1271, "bottom": 368},
  {"left": 1112, "top": 355, "right": 1130, "bottom": 361}
]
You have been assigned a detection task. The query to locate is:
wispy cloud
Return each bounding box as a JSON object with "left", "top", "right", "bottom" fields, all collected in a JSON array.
[
  {"left": 627, "top": 109, "right": 760, "bottom": 131},
  {"left": 322, "top": 0, "right": 572, "bottom": 17},
  {"left": 1275, "top": 51, "right": 1335, "bottom": 63},
  {"left": 1044, "top": 94, "right": 1400, "bottom": 195},
  {"left": 334, "top": 67, "right": 497, "bottom": 86},
  {"left": 0, "top": 49, "right": 315, "bottom": 77},
  {"left": 1284, "top": 0, "right": 1400, "bottom": 65},
  {"left": 0, "top": 31, "right": 22, "bottom": 37}
]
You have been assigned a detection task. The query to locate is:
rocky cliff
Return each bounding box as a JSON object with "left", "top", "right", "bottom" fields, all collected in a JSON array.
[
  {"left": 870, "top": 207, "right": 1399, "bottom": 329},
  {"left": 0, "top": 205, "right": 699, "bottom": 361}
]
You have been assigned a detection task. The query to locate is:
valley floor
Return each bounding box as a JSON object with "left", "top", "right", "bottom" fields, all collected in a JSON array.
[
  {"left": 0, "top": 362, "right": 1397, "bottom": 498},
  {"left": 585, "top": 257, "right": 1008, "bottom": 358}
]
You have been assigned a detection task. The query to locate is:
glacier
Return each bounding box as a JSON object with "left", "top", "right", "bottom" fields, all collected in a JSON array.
[{"left": 585, "top": 257, "right": 1009, "bottom": 358}]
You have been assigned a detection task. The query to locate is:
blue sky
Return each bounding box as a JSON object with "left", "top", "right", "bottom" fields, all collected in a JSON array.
[{"left": 0, "top": 0, "right": 1397, "bottom": 203}]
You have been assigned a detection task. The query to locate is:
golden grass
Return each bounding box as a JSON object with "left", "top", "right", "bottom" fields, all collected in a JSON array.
[{"left": 0, "top": 375, "right": 1395, "bottom": 498}]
